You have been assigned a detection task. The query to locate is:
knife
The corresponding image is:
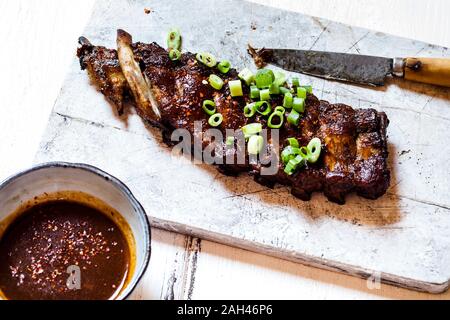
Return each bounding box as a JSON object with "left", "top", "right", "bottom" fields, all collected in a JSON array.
[{"left": 248, "top": 46, "right": 450, "bottom": 88}]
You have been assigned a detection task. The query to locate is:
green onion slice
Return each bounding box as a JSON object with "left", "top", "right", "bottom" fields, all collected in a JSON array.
[
  {"left": 297, "top": 86, "right": 307, "bottom": 99},
  {"left": 273, "top": 71, "right": 287, "bottom": 87},
  {"left": 217, "top": 60, "right": 231, "bottom": 74},
  {"left": 293, "top": 97, "right": 305, "bottom": 113},
  {"left": 248, "top": 135, "right": 264, "bottom": 155},
  {"left": 283, "top": 92, "right": 293, "bottom": 109},
  {"left": 283, "top": 161, "right": 296, "bottom": 175},
  {"left": 196, "top": 52, "right": 217, "bottom": 67},
  {"left": 229, "top": 80, "right": 243, "bottom": 97},
  {"left": 269, "top": 83, "right": 280, "bottom": 95},
  {"left": 274, "top": 106, "right": 285, "bottom": 114},
  {"left": 295, "top": 154, "right": 307, "bottom": 166},
  {"left": 268, "top": 111, "right": 284, "bottom": 129},
  {"left": 287, "top": 137, "right": 299, "bottom": 148},
  {"left": 280, "top": 87, "right": 291, "bottom": 94},
  {"left": 284, "top": 158, "right": 300, "bottom": 175},
  {"left": 287, "top": 110, "right": 301, "bottom": 126},
  {"left": 250, "top": 85, "right": 260, "bottom": 99},
  {"left": 302, "top": 85, "right": 313, "bottom": 93},
  {"left": 255, "top": 68, "right": 275, "bottom": 89},
  {"left": 167, "top": 28, "right": 181, "bottom": 50},
  {"left": 281, "top": 146, "right": 295, "bottom": 164},
  {"left": 279, "top": 87, "right": 290, "bottom": 95},
  {"left": 242, "top": 123, "right": 262, "bottom": 138},
  {"left": 202, "top": 100, "right": 216, "bottom": 115},
  {"left": 255, "top": 101, "right": 272, "bottom": 116},
  {"left": 238, "top": 68, "right": 255, "bottom": 85},
  {"left": 208, "top": 113, "right": 223, "bottom": 127},
  {"left": 284, "top": 154, "right": 306, "bottom": 175},
  {"left": 306, "top": 137, "right": 322, "bottom": 163},
  {"left": 281, "top": 146, "right": 306, "bottom": 164},
  {"left": 291, "top": 77, "right": 300, "bottom": 87},
  {"left": 260, "top": 88, "right": 270, "bottom": 101},
  {"left": 209, "top": 74, "right": 224, "bottom": 90},
  {"left": 299, "top": 146, "right": 311, "bottom": 159},
  {"left": 168, "top": 49, "right": 181, "bottom": 61},
  {"left": 243, "top": 102, "right": 257, "bottom": 118}
]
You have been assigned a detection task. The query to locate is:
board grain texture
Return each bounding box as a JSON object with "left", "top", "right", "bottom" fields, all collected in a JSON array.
[{"left": 33, "top": 0, "right": 450, "bottom": 293}]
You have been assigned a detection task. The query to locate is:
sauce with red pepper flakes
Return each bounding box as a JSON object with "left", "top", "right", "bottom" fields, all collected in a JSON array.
[{"left": 0, "top": 200, "right": 130, "bottom": 300}]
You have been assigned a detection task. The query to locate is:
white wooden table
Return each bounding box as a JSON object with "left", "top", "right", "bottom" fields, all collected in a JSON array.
[{"left": 1, "top": 0, "right": 450, "bottom": 300}]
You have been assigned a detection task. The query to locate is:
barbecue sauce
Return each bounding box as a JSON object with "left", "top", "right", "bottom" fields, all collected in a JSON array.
[{"left": 0, "top": 194, "right": 133, "bottom": 300}]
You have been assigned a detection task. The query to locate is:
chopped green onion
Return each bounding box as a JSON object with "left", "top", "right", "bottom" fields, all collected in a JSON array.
[
  {"left": 287, "top": 110, "right": 301, "bottom": 126},
  {"left": 281, "top": 146, "right": 296, "bottom": 164},
  {"left": 269, "top": 83, "right": 280, "bottom": 95},
  {"left": 291, "top": 77, "right": 300, "bottom": 87},
  {"left": 250, "top": 86, "right": 260, "bottom": 99},
  {"left": 285, "top": 154, "right": 307, "bottom": 175},
  {"left": 292, "top": 155, "right": 305, "bottom": 165},
  {"left": 238, "top": 68, "right": 255, "bottom": 85},
  {"left": 255, "top": 68, "right": 275, "bottom": 88},
  {"left": 196, "top": 52, "right": 217, "bottom": 67},
  {"left": 297, "top": 87, "right": 307, "bottom": 99},
  {"left": 260, "top": 88, "right": 270, "bottom": 101},
  {"left": 284, "top": 161, "right": 296, "bottom": 175},
  {"left": 284, "top": 154, "right": 306, "bottom": 175},
  {"left": 255, "top": 101, "right": 272, "bottom": 116},
  {"left": 218, "top": 60, "right": 231, "bottom": 73},
  {"left": 209, "top": 74, "right": 224, "bottom": 90},
  {"left": 274, "top": 106, "right": 285, "bottom": 114},
  {"left": 279, "top": 87, "right": 291, "bottom": 95},
  {"left": 243, "top": 102, "right": 257, "bottom": 118},
  {"left": 247, "top": 135, "right": 264, "bottom": 155},
  {"left": 242, "top": 123, "right": 262, "bottom": 138},
  {"left": 167, "top": 28, "right": 181, "bottom": 50},
  {"left": 283, "top": 92, "right": 293, "bottom": 109},
  {"left": 273, "top": 71, "right": 287, "bottom": 87},
  {"left": 268, "top": 110, "right": 284, "bottom": 129},
  {"left": 202, "top": 100, "right": 216, "bottom": 115},
  {"left": 287, "top": 137, "right": 299, "bottom": 148},
  {"left": 299, "top": 146, "right": 311, "bottom": 159},
  {"left": 281, "top": 145, "right": 305, "bottom": 164},
  {"left": 226, "top": 136, "right": 235, "bottom": 146},
  {"left": 302, "top": 85, "right": 313, "bottom": 93},
  {"left": 281, "top": 143, "right": 313, "bottom": 176},
  {"left": 306, "top": 137, "right": 322, "bottom": 163},
  {"left": 229, "top": 80, "right": 243, "bottom": 97},
  {"left": 292, "top": 97, "right": 305, "bottom": 113},
  {"left": 208, "top": 113, "right": 223, "bottom": 127},
  {"left": 168, "top": 49, "right": 181, "bottom": 61}
]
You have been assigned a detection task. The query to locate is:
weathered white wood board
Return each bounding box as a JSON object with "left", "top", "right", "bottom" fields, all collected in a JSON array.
[{"left": 34, "top": 0, "right": 450, "bottom": 293}]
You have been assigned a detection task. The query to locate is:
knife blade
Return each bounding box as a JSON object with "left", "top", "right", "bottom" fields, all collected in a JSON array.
[{"left": 248, "top": 47, "right": 401, "bottom": 86}]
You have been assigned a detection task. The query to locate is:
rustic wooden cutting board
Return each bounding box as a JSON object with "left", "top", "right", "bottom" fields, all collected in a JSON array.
[{"left": 35, "top": 0, "right": 450, "bottom": 293}]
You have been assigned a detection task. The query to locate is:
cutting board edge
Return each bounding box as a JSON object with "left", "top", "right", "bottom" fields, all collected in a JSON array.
[{"left": 151, "top": 216, "right": 450, "bottom": 294}]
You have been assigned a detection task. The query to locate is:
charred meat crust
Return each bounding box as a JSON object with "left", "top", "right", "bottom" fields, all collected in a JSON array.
[
  {"left": 77, "top": 32, "right": 390, "bottom": 204},
  {"left": 77, "top": 37, "right": 128, "bottom": 115}
]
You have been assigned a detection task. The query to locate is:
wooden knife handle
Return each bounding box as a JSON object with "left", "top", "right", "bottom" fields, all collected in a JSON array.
[{"left": 404, "top": 57, "right": 450, "bottom": 87}]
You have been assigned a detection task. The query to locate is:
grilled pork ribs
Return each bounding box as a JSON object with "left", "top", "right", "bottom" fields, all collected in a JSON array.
[{"left": 77, "top": 30, "right": 390, "bottom": 204}]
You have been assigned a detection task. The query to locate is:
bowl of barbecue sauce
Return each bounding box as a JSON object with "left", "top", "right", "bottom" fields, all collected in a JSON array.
[{"left": 0, "top": 162, "right": 151, "bottom": 300}]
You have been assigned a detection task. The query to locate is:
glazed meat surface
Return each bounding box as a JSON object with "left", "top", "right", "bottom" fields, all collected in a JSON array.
[{"left": 77, "top": 30, "right": 390, "bottom": 204}]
